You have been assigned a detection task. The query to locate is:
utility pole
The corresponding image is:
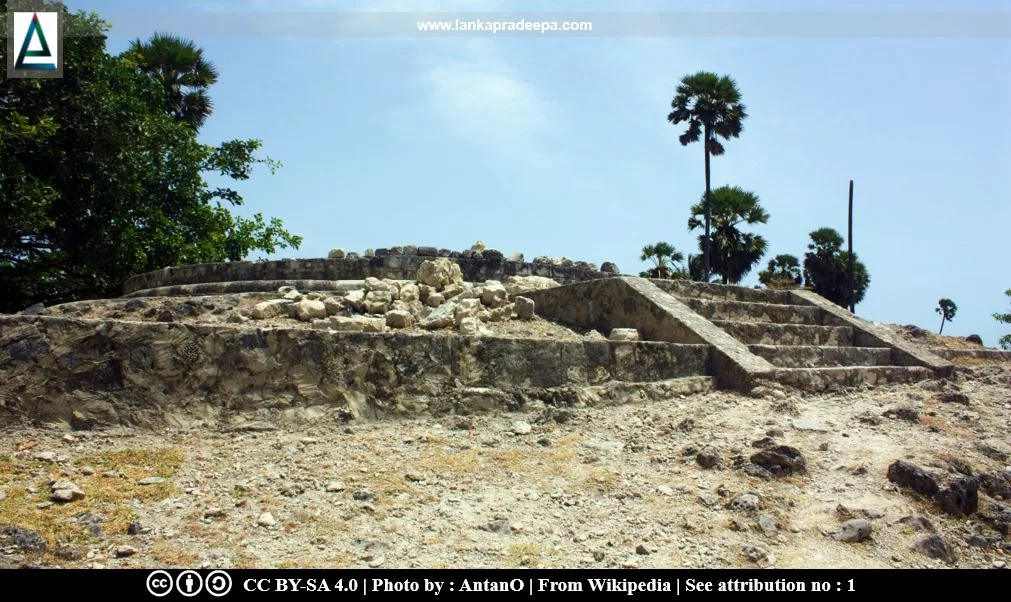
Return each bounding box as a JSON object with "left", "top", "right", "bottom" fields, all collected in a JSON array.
[{"left": 847, "top": 180, "right": 855, "bottom": 313}]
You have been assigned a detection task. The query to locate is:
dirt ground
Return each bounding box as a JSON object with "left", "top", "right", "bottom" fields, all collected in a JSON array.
[{"left": 1, "top": 347, "right": 1008, "bottom": 570}]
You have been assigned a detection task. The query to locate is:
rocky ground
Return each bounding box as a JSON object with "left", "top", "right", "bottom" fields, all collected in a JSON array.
[{"left": 1, "top": 354, "right": 1008, "bottom": 570}]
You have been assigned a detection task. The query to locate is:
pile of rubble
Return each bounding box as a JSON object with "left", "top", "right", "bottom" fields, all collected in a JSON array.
[
  {"left": 242, "top": 258, "right": 561, "bottom": 334},
  {"left": 325, "top": 240, "right": 620, "bottom": 274}
]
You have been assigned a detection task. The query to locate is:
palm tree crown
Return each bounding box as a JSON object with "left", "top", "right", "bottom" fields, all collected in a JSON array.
[
  {"left": 668, "top": 72, "right": 747, "bottom": 156},
  {"left": 639, "top": 242, "right": 685, "bottom": 279},
  {"left": 124, "top": 33, "right": 219, "bottom": 130},
  {"left": 688, "top": 185, "right": 768, "bottom": 285}
]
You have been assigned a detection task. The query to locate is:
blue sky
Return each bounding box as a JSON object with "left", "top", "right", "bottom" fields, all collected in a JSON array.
[{"left": 72, "top": 0, "right": 1011, "bottom": 344}]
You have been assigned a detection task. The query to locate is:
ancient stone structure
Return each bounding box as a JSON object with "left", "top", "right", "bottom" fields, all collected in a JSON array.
[{"left": 0, "top": 244, "right": 969, "bottom": 429}]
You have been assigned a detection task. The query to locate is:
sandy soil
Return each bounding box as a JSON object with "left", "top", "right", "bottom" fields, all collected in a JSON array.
[{"left": 1, "top": 356, "right": 1008, "bottom": 569}]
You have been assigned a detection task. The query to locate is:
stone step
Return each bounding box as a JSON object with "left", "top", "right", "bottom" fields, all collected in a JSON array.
[
  {"left": 681, "top": 298, "right": 823, "bottom": 325},
  {"left": 712, "top": 320, "right": 854, "bottom": 346},
  {"left": 749, "top": 345, "right": 893, "bottom": 368},
  {"left": 650, "top": 279, "right": 798, "bottom": 305},
  {"left": 774, "top": 366, "right": 935, "bottom": 390}
]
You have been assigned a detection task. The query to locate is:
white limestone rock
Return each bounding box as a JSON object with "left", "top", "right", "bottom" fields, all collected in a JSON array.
[
  {"left": 480, "top": 280, "right": 508, "bottom": 308},
  {"left": 386, "top": 310, "right": 413, "bottom": 329},
  {"left": 295, "top": 299, "right": 327, "bottom": 322},
  {"left": 416, "top": 258, "right": 464, "bottom": 290},
  {"left": 454, "top": 298, "right": 483, "bottom": 325},
  {"left": 609, "top": 328, "right": 640, "bottom": 341},
  {"left": 250, "top": 299, "right": 294, "bottom": 320},
  {"left": 327, "top": 248, "right": 346, "bottom": 259},
  {"left": 514, "top": 296, "right": 535, "bottom": 320},
  {"left": 503, "top": 275, "right": 559, "bottom": 297}
]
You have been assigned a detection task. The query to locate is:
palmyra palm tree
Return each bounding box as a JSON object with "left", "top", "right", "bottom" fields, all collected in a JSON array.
[
  {"left": 668, "top": 72, "right": 747, "bottom": 282},
  {"left": 124, "top": 33, "right": 219, "bottom": 130}
]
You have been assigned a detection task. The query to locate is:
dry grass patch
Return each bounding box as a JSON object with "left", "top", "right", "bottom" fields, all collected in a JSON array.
[
  {"left": 149, "top": 539, "right": 201, "bottom": 567},
  {"left": 0, "top": 447, "right": 183, "bottom": 557}
]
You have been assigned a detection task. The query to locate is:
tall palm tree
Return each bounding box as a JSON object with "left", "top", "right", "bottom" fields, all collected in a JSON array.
[
  {"left": 688, "top": 186, "right": 768, "bottom": 285},
  {"left": 668, "top": 72, "right": 747, "bottom": 282},
  {"left": 639, "top": 241, "right": 685, "bottom": 279},
  {"left": 124, "top": 33, "right": 219, "bottom": 130}
]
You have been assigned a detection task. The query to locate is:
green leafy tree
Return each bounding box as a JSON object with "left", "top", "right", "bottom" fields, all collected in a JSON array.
[
  {"left": 122, "top": 32, "right": 219, "bottom": 130},
  {"left": 668, "top": 72, "right": 747, "bottom": 282},
  {"left": 639, "top": 242, "right": 686, "bottom": 279},
  {"left": 688, "top": 185, "right": 768, "bottom": 285},
  {"left": 935, "top": 298, "right": 957, "bottom": 334},
  {"left": 994, "top": 289, "right": 1011, "bottom": 350},
  {"left": 0, "top": 2, "right": 301, "bottom": 312},
  {"left": 802, "top": 228, "right": 870, "bottom": 308},
  {"left": 758, "top": 254, "right": 803, "bottom": 289}
]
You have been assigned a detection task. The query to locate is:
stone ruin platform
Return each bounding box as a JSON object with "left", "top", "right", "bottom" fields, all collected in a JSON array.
[{"left": 0, "top": 248, "right": 960, "bottom": 429}]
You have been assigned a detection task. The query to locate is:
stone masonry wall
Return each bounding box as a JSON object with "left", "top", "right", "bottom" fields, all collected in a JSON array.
[
  {"left": 0, "top": 316, "right": 708, "bottom": 428},
  {"left": 123, "top": 252, "right": 616, "bottom": 296}
]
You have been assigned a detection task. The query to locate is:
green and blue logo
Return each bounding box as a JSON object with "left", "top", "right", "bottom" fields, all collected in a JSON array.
[{"left": 10, "top": 11, "right": 60, "bottom": 76}]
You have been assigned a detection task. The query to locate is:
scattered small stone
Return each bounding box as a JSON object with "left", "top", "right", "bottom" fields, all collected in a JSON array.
[
  {"left": 33, "top": 451, "right": 57, "bottom": 463},
  {"left": 656, "top": 485, "right": 674, "bottom": 497},
  {"left": 511, "top": 421, "right": 532, "bottom": 435},
  {"left": 995, "top": 561, "right": 1007, "bottom": 569},
  {"left": 485, "top": 518, "right": 511, "bottom": 534},
  {"left": 324, "top": 481, "right": 346, "bottom": 493},
  {"left": 300, "top": 437, "right": 319, "bottom": 445},
  {"left": 0, "top": 526, "right": 46, "bottom": 553},
  {"left": 697, "top": 491, "right": 720, "bottom": 507},
  {"left": 792, "top": 419, "right": 830, "bottom": 432},
  {"left": 914, "top": 535, "right": 956, "bottom": 563},
  {"left": 203, "top": 508, "right": 226, "bottom": 519},
  {"left": 940, "top": 392, "right": 971, "bottom": 405},
  {"left": 368, "top": 556, "right": 385, "bottom": 568},
  {"left": 730, "top": 493, "right": 760, "bottom": 512},
  {"left": 884, "top": 407, "right": 919, "bottom": 422},
  {"left": 404, "top": 473, "right": 424, "bottom": 483},
  {"left": 936, "top": 477, "right": 979, "bottom": 516},
  {"left": 138, "top": 477, "right": 167, "bottom": 486},
  {"left": 352, "top": 490, "right": 377, "bottom": 502},
  {"left": 742, "top": 545, "right": 768, "bottom": 563},
  {"left": 757, "top": 514, "right": 778, "bottom": 537},
  {"left": 833, "top": 519, "right": 872, "bottom": 543},
  {"left": 50, "top": 480, "right": 85, "bottom": 503},
  {"left": 256, "top": 512, "right": 276, "bottom": 527},
  {"left": 79, "top": 466, "right": 95, "bottom": 476},
  {"left": 127, "top": 521, "right": 145, "bottom": 535},
  {"left": 593, "top": 551, "right": 605, "bottom": 562},
  {"left": 749, "top": 445, "right": 806, "bottom": 476},
  {"left": 635, "top": 544, "right": 650, "bottom": 556},
  {"left": 886, "top": 460, "right": 940, "bottom": 496},
  {"left": 115, "top": 545, "right": 138, "bottom": 558},
  {"left": 696, "top": 446, "right": 723, "bottom": 469}
]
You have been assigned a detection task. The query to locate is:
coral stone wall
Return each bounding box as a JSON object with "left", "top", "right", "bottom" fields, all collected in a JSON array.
[{"left": 123, "top": 252, "right": 617, "bottom": 296}]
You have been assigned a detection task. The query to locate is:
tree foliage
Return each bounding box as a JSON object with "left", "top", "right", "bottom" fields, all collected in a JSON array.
[
  {"left": 639, "top": 242, "right": 686, "bottom": 279},
  {"left": 994, "top": 289, "right": 1011, "bottom": 350},
  {"left": 0, "top": 2, "right": 301, "bottom": 312},
  {"left": 935, "top": 298, "right": 957, "bottom": 334},
  {"left": 802, "top": 228, "right": 870, "bottom": 308},
  {"left": 688, "top": 185, "right": 768, "bottom": 285},
  {"left": 668, "top": 72, "right": 747, "bottom": 281},
  {"left": 758, "top": 254, "right": 803, "bottom": 290}
]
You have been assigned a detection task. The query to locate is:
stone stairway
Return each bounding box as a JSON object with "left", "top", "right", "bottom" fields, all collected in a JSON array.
[{"left": 660, "top": 283, "right": 938, "bottom": 389}]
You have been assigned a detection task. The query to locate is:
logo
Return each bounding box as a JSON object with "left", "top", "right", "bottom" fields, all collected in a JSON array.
[
  {"left": 206, "top": 571, "right": 233, "bottom": 597},
  {"left": 176, "top": 570, "right": 204, "bottom": 597},
  {"left": 146, "top": 570, "right": 174, "bottom": 597},
  {"left": 7, "top": 10, "right": 62, "bottom": 78}
]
